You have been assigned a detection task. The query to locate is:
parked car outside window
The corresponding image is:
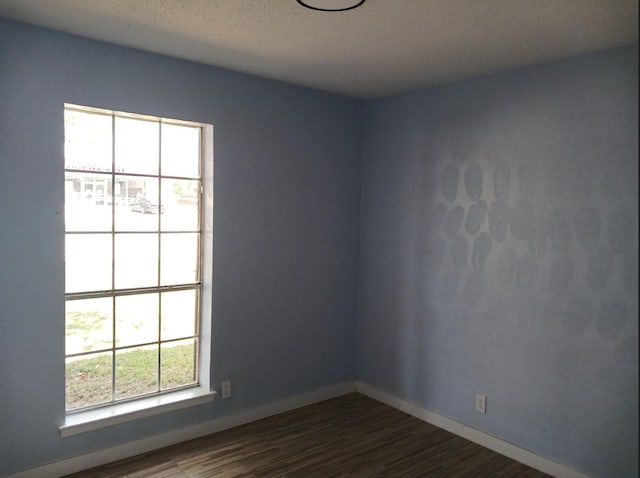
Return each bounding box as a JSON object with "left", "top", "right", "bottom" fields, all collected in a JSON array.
[{"left": 131, "top": 195, "right": 165, "bottom": 214}]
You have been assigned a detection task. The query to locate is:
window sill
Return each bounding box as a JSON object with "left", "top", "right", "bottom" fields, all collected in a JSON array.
[{"left": 60, "top": 388, "right": 216, "bottom": 437}]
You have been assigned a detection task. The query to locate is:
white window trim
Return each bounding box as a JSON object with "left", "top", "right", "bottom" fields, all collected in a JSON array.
[
  {"left": 61, "top": 111, "right": 215, "bottom": 435},
  {"left": 60, "top": 388, "right": 217, "bottom": 437}
]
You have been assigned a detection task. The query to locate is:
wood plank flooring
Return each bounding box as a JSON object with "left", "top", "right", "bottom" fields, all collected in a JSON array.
[{"left": 65, "top": 393, "right": 551, "bottom": 477}]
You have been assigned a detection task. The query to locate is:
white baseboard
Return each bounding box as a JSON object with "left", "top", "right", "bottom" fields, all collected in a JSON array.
[
  {"left": 355, "top": 381, "right": 590, "bottom": 478},
  {"left": 7, "top": 381, "right": 590, "bottom": 478},
  {"left": 7, "top": 381, "right": 356, "bottom": 478}
]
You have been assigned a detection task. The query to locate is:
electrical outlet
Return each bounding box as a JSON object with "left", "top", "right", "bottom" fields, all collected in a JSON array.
[
  {"left": 221, "top": 380, "right": 232, "bottom": 399},
  {"left": 475, "top": 393, "right": 487, "bottom": 414}
]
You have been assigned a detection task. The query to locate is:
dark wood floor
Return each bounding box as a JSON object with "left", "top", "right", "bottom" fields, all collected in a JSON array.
[{"left": 65, "top": 393, "right": 550, "bottom": 477}]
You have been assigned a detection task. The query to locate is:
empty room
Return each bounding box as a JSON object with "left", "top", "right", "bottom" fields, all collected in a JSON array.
[{"left": 0, "top": 1, "right": 637, "bottom": 477}]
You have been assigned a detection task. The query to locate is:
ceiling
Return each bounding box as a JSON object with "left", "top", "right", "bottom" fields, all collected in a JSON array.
[{"left": 0, "top": 0, "right": 637, "bottom": 98}]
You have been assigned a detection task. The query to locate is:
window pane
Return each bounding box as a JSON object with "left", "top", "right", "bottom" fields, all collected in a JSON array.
[
  {"left": 115, "top": 117, "right": 159, "bottom": 175},
  {"left": 64, "top": 106, "right": 205, "bottom": 412},
  {"left": 65, "top": 234, "right": 112, "bottom": 293},
  {"left": 64, "top": 172, "right": 113, "bottom": 231},
  {"left": 115, "top": 345, "right": 159, "bottom": 399},
  {"left": 66, "top": 351, "right": 113, "bottom": 410},
  {"left": 161, "top": 123, "right": 200, "bottom": 178},
  {"left": 161, "top": 233, "right": 199, "bottom": 286},
  {"left": 161, "top": 178, "right": 199, "bottom": 231},
  {"left": 115, "top": 176, "right": 160, "bottom": 231},
  {"left": 64, "top": 109, "right": 112, "bottom": 172},
  {"left": 115, "top": 293, "right": 159, "bottom": 347},
  {"left": 161, "top": 290, "right": 197, "bottom": 340},
  {"left": 66, "top": 298, "right": 113, "bottom": 355},
  {"left": 161, "top": 339, "right": 196, "bottom": 390},
  {"left": 115, "top": 234, "right": 158, "bottom": 289}
]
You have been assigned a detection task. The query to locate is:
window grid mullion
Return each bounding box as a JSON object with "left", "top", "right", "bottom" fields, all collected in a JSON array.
[
  {"left": 111, "top": 112, "right": 117, "bottom": 405},
  {"left": 66, "top": 333, "right": 200, "bottom": 359},
  {"left": 66, "top": 230, "right": 201, "bottom": 235},
  {"left": 157, "top": 121, "right": 163, "bottom": 393},
  {"left": 66, "top": 383, "right": 199, "bottom": 415},
  {"left": 194, "top": 128, "right": 203, "bottom": 385},
  {"left": 65, "top": 168, "right": 200, "bottom": 182},
  {"left": 66, "top": 283, "right": 202, "bottom": 301}
]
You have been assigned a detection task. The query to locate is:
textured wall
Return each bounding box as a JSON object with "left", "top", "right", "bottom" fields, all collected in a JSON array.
[
  {"left": 0, "top": 19, "right": 362, "bottom": 475},
  {"left": 357, "top": 46, "right": 638, "bottom": 478}
]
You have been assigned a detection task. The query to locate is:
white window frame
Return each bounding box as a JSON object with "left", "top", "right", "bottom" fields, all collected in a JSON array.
[{"left": 60, "top": 104, "right": 215, "bottom": 436}]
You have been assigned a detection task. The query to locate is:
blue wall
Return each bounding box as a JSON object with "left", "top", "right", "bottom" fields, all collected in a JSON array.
[
  {"left": 1, "top": 17, "right": 638, "bottom": 478},
  {"left": 357, "top": 46, "right": 638, "bottom": 478},
  {"left": 0, "top": 19, "right": 362, "bottom": 475}
]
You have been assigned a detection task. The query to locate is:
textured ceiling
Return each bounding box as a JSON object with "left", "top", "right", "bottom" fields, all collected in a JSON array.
[{"left": 0, "top": 0, "right": 637, "bottom": 98}]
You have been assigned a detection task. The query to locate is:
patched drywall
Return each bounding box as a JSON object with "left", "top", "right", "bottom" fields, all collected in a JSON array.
[{"left": 357, "top": 46, "right": 638, "bottom": 478}]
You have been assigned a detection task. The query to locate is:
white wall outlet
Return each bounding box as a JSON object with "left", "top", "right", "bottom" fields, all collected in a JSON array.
[
  {"left": 475, "top": 393, "right": 487, "bottom": 414},
  {"left": 221, "top": 380, "right": 232, "bottom": 399}
]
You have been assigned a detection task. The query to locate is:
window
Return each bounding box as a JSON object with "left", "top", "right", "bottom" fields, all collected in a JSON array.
[{"left": 64, "top": 104, "right": 213, "bottom": 418}]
